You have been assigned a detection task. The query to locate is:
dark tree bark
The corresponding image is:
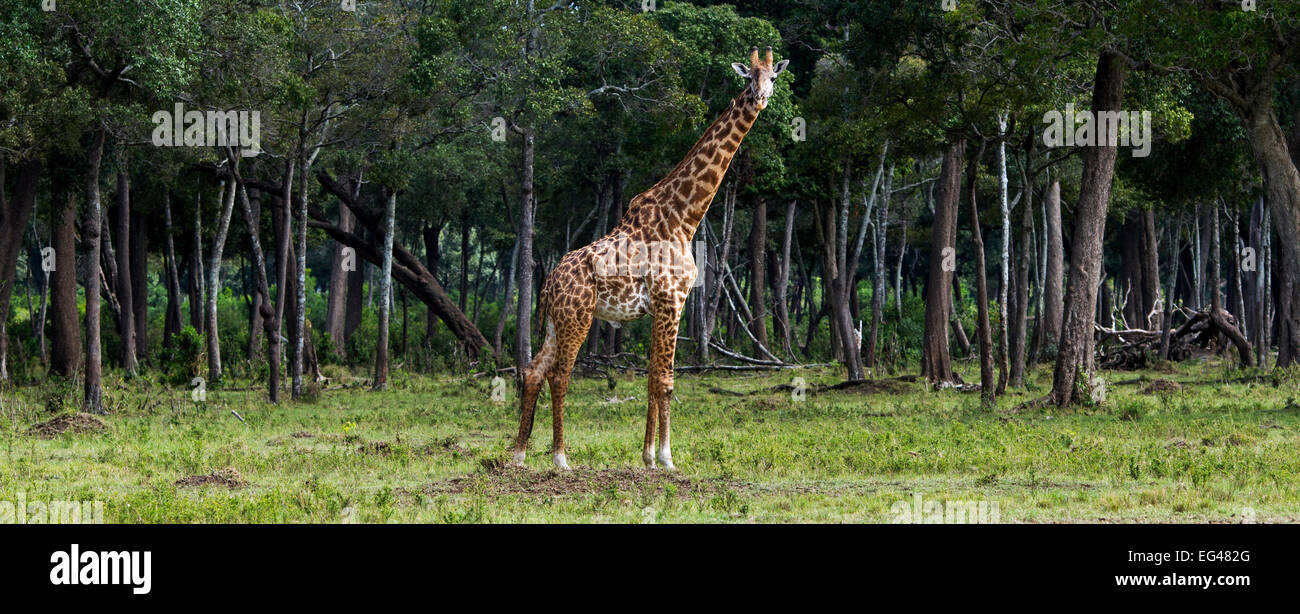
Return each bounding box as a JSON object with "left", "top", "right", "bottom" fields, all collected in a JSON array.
[
  {"left": 206, "top": 178, "right": 238, "bottom": 384},
  {"left": 374, "top": 190, "right": 397, "bottom": 390},
  {"left": 1140, "top": 208, "right": 1161, "bottom": 330},
  {"left": 921, "top": 140, "right": 964, "bottom": 384},
  {"left": 229, "top": 155, "right": 277, "bottom": 401},
  {"left": 965, "top": 143, "right": 995, "bottom": 405},
  {"left": 49, "top": 192, "right": 81, "bottom": 378},
  {"left": 748, "top": 196, "right": 769, "bottom": 357},
  {"left": 0, "top": 159, "right": 42, "bottom": 381},
  {"left": 190, "top": 194, "right": 204, "bottom": 335},
  {"left": 516, "top": 128, "right": 536, "bottom": 375},
  {"left": 130, "top": 207, "right": 148, "bottom": 363},
  {"left": 1010, "top": 180, "right": 1032, "bottom": 388},
  {"left": 83, "top": 127, "right": 107, "bottom": 414},
  {"left": 1041, "top": 179, "right": 1064, "bottom": 354},
  {"left": 1051, "top": 52, "right": 1126, "bottom": 407},
  {"left": 271, "top": 159, "right": 296, "bottom": 402},
  {"left": 773, "top": 200, "right": 796, "bottom": 359},
  {"left": 114, "top": 158, "right": 137, "bottom": 377},
  {"left": 423, "top": 220, "right": 443, "bottom": 345},
  {"left": 324, "top": 192, "right": 356, "bottom": 357},
  {"left": 163, "top": 193, "right": 184, "bottom": 348}
]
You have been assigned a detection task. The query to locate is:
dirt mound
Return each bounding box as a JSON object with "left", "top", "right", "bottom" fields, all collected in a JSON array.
[
  {"left": 29, "top": 413, "right": 107, "bottom": 438},
  {"left": 175, "top": 468, "right": 246, "bottom": 488},
  {"left": 427, "top": 464, "right": 715, "bottom": 497},
  {"left": 290, "top": 431, "right": 315, "bottom": 439},
  {"left": 358, "top": 441, "right": 395, "bottom": 455},
  {"left": 1142, "top": 379, "right": 1182, "bottom": 394}
]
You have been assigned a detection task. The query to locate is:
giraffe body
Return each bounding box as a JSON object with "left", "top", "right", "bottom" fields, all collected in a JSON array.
[{"left": 511, "top": 48, "right": 788, "bottom": 470}]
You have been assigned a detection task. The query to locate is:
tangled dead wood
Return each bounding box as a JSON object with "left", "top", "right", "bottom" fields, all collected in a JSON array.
[{"left": 1096, "top": 307, "right": 1253, "bottom": 369}]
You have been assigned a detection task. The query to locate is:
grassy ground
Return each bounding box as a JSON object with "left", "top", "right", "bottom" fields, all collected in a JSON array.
[{"left": 2, "top": 358, "right": 1298, "bottom": 523}]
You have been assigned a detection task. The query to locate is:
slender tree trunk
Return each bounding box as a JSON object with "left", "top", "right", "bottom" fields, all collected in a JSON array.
[
  {"left": 130, "top": 209, "right": 148, "bottom": 363},
  {"left": 1140, "top": 208, "right": 1161, "bottom": 329},
  {"left": 867, "top": 165, "right": 892, "bottom": 370},
  {"left": 206, "top": 180, "right": 237, "bottom": 383},
  {"left": 423, "top": 221, "right": 443, "bottom": 345},
  {"left": 774, "top": 200, "right": 796, "bottom": 358},
  {"left": 1010, "top": 177, "right": 1032, "bottom": 387},
  {"left": 163, "top": 193, "right": 184, "bottom": 348},
  {"left": 324, "top": 195, "right": 355, "bottom": 356},
  {"left": 114, "top": 157, "right": 137, "bottom": 377},
  {"left": 966, "top": 143, "right": 995, "bottom": 405},
  {"left": 272, "top": 160, "right": 295, "bottom": 401},
  {"left": 515, "top": 128, "right": 535, "bottom": 374},
  {"left": 494, "top": 238, "right": 519, "bottom": 359},
  {"left": 292, "top": 153, "right": 311, "bottom": 399},
  {"left": 230, "top": 156, "right": 276, "bottom": 401},
  {"left": 1160, "top": 219, "right": 1182, "bottom": 359},
  {"left": 748, "top": 196, "right": 769, "bottom": 356},
  {"left": 995, "top": 114, "right": 1010, "bottom": 395},
  {"left": 191, "top": 193, "right": 205, "bottom": 334},
  {"left": 1051, "top": 51, "right": 1126, "bottom": 407},
  {"left": 1042, "top": 179, "right": 1064, "bottom": 355},
  {"left": 49, "top": 192, "right": 81, "bottom": 378},
  {"left": 374, "top": 190, "right": 397, "bottom": 390},
  {"left": 921, "top": 140, "right": 963, "bottom": 384},
  {"left": 83, "top": 128, "right": 107, "bottom": 414}
]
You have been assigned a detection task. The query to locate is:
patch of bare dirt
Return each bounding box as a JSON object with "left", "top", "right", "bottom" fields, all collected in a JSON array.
[
  {"left": 175, "top": 468, "right": 246, "bottom": 488},
  {"left": 1142, "top": 379, "right": 1182, "bottom": 394},
  {"left": 291, "top": 431, "right": 315, "bottom": 439},
  {"left": 28, "top": 413, "right": 107, "bottom": 438},
  {"left": 426, "top": 463, "right": 719, "bottom": 497}
]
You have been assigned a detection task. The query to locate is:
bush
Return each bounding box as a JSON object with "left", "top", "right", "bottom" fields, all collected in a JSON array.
[{"left": 158, "top": 326, "right": 205, "bottom": 385}]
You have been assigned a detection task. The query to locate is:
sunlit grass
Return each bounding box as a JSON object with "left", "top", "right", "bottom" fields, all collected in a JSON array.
[{"left": 2, "top": 357, "right": 1297, "bottom": 523}]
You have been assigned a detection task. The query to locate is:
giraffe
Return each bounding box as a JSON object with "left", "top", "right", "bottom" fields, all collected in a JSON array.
[{"left": 511, "top": 47, "right": 788, "bottom": 471}]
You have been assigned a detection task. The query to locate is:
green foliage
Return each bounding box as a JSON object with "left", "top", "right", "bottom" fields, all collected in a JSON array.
[{"left": 158, "top": 326, "right": 205, "bottom": 386}]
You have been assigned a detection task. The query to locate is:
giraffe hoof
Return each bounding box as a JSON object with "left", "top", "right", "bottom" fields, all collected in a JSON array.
[
  {"left": 552, "top": 452, "right": 571, "bottom": 471},
  {"left": 510, "top": 450, "right": 527, "bottom": 467},
  {"left": 642, "top": 452, "right": 656, "bottom": 469},
  {"left": 657, "top": 447, "right": 675, "bottom": 471}
]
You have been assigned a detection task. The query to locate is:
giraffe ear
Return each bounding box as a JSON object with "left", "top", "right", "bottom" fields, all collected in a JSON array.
[
  {"left": 773, "top": 59, "right": 790, "bottom": 75},
  {"left": 731, "top": 63, "right": 751, "bottom": 78}
]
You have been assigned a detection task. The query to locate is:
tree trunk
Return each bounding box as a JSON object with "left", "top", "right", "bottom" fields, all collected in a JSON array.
[
  {"left": 867, "top": 165, "right": 892, "bottom": 369},
  {"left": 1041, "top": 179, "right": 1064, "bottom": 355},
  {"left": 773, "top": 200, "right": 796, "bottom": 359},
  {"left": 423, "top": 221, "right": 443, "bottom": 345},
  {"left": 374, "top": 190, "right": 397, "bottom": 390},
  {"left": 1140, "top": 208, "right": 1161, "bottom": 329},
  {"left": 163, "top": 193, "right": 184, "bottom": 348},
  {"left": 1160, "top": 219, "right": 1182, "bottom": 360},
  {"left": 114, "top": 158, "right": 137, "bottom": 377},
  {"left": 921, "top": 140, "right": 963, "bottom": 384},
  {"left": 206, "top": 179, "right": 237, "bottom": 383},
  {"left": 1010, "top": 178, "right": 1032, "bottom": 387},
  {"left": 1051, "top": 51, "right": 1126, "bottom": 407},
  {"left": 0, "top": 159, "right": 42, "bottom": 381},
  {"left": 995, "top": 114, "right": 1010, "bottom": 395},
  {"left": 191, "top": 194, "right": 205, "bottom": 335},
  {"left": 324, "top": 193, "right": 355, "bottom": 357},
  {"left": 82, "top": 127, "right": 107, "bottom": 414},
  {"left": 515, "top": 128, "right": 535, "bottom": 374},
  {"left": 130, "top": 208, "right": 148, "bottom": 363},
  {"left": 229, "top": 156, "right": 277, "bottom": 401},
  {"left": 272, "top": 159, "right": 296, "bottom": 402},
  {"left": 748, "top": 196, "right": 769, "bottom": 357},
  {"left": 966, "top": 143, "right": 995, "bottom": 405},
  {"left": 50, "top": 192, "right": 81, "bottom": 378}
]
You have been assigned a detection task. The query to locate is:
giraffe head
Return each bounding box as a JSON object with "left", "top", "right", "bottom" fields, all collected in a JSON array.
[{"left": 731, "top": 46, "right": 789, "bottom": 110}]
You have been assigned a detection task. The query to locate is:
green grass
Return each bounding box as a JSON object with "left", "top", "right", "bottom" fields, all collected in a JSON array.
[{"left": 2, "top": 358, "right": 1298, "bottom": 523}]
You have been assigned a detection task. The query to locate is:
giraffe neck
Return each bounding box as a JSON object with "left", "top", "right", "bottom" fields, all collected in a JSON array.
[{"left": 626, "top": 88, "right": 762, "bottom": 241}]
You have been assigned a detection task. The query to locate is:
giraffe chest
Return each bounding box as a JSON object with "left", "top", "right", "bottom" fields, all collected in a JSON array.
[{"left": 593, "top": 277, "right": 651, "bottom": 323}]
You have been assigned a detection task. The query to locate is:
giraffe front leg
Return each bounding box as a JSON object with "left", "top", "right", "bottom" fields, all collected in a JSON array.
[{"left": 649, "top": 294, "right": 684, "bottom": 471}]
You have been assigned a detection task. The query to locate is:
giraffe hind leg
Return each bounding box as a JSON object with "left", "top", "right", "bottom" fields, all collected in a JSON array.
[{"left": 511, "top": 320, "right": 557, "bottom": 466}]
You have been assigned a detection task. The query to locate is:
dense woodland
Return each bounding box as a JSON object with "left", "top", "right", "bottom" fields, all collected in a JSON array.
[{"left": 2, "top": 0, "right": 1298, "bottom": 413}]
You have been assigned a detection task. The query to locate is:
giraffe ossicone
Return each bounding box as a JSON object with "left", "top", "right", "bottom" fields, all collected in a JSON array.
[{"left": 510, "top": 47, "right": 788, "bottom": 471}]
